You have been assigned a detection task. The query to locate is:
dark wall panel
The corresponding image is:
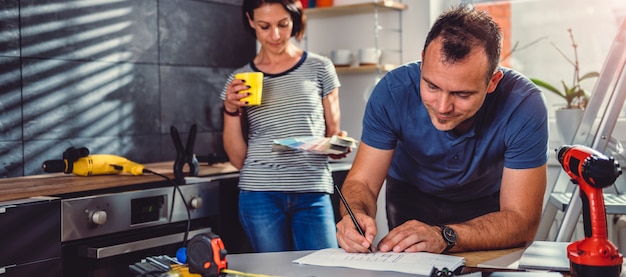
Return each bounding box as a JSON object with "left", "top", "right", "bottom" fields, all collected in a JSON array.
[
  {"left": 0, "top": 57, "right": 22, "bottom": 141},
  {"left": 0, "top": 0, "right": 19, "bottom": 57},
  {"left": 19, "top": 0, "right": 159, "bottom": 63},
  {"left": 159, "top": 66, "right": 232, "bottom": 133},
  {"left": 0, "top": 141, "right": 22, "bottom": 178},
  {"left": 21, "top": 58, "right": 161, "bottom": 140},
  {"left": 0, "top": 0, "right": 255, "bottom": 177},
  {"left": 159, "top": 0, "right": 255, "bottom": 67}
]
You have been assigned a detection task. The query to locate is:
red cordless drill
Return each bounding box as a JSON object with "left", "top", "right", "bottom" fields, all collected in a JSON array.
[{"left": 557, "top": 145, "right": 623, "bottom": 277}]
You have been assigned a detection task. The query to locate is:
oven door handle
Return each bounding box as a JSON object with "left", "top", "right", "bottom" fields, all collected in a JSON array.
[
  {"left": 1, "top": 264, "right": 16, "bottom": 274},
  {"left": 80, "top": 227, "right": 211, "bottom": 259}
]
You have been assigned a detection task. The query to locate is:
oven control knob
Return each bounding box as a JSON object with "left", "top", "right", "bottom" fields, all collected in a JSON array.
[
  {"left": 190, "top": 197, "right": 203, "bottom": 209},
  {"left": 91, "top": 210, "right": 108, "bottom": 225}
]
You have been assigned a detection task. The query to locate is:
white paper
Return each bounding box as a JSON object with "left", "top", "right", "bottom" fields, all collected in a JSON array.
[
  {"left": 517, "top": 241, "right": 570, "bottom": 271},
  {"left": 477, "top": 249, "right": 523, "bottom": 269},
  {"left": 292, "top": 248, "right": 464, "bottom": 275},
  {"left": 489, "top": 273, "right": 563, "bottom": 276}
]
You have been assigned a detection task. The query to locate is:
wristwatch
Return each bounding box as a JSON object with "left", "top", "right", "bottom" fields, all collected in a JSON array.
[{"left": 437, "top": 224, "right": 457, "bottom": 254}]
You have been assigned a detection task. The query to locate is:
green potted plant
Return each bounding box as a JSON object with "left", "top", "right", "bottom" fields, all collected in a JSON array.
[
  {"left": 530, "top": 73, "right": 598, "bottom": 109},
  {"left": 529, "top": 29, "right": 599, "bottom": 109},
  {"left": 527, "top": 29, "right": 599, "bottom": 144}
]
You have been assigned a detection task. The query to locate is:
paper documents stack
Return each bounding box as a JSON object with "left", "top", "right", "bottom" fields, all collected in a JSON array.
[
  {"left": 272, "top": 135, "right": 358, "bottom": 155},
  {"left": 517, "top": 241, "right": 570, "bottom": 271},
  {"left": 292, "top": 248, "right": 464, "bottom": 276}
]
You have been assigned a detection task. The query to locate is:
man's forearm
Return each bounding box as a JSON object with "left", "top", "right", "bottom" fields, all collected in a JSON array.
[
  {"left": 340, "top": 179, "right": 379, "bottom": 218},
  {"left": 449, "top": 210, "right": 538, "bottom": 252}
]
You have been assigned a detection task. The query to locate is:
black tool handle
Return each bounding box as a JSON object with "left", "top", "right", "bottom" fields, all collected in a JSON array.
[
  {"left": 186, "top": 124, "right": 199, "bottom": 177},
  {"left": 170, "top": 126, "right": 185, "bottom": 186}
]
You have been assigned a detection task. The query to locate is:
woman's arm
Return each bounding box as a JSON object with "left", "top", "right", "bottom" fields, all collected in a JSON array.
[
  {"left": 322, "top": 88, "right": 341, "bottom": 137},
  {"left": 222, "top": 78, "right": 251, "bottom": 169}
]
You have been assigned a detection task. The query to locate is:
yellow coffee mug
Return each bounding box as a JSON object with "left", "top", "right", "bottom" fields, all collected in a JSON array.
[{"left": 235, "top": 72, "right": 263, "bottom": 106}]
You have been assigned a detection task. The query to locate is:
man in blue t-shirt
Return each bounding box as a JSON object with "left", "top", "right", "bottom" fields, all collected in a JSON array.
[{"left": 336, "top": 5, "right": 549, "bottom": 254}]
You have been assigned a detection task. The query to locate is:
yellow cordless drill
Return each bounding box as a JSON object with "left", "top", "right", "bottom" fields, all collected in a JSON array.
[{"left": 42, "top": 147, "right": 145, "bottom": 176}]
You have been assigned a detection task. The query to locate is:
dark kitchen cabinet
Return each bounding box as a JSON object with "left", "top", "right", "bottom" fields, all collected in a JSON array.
[
  {"left": 0, "top": 197, "right": 61, "bottom": 277},
  {"left": 216, "top": 176, "right": 254, "bottom": 254}
]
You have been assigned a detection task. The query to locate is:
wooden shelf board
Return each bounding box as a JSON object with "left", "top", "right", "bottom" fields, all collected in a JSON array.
[
  {"left": 335, "top": 64, "right": 397, "bottom": 73},
  {"left": 305, "top": 1, "right": 407, "bottom": 18}
]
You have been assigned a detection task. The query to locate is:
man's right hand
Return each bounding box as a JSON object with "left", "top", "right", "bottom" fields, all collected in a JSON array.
[{"left": 336, "top": 213, "right": 377, "bottom": 253}]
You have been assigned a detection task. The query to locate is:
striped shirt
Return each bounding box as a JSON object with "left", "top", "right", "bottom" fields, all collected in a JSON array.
[{"left": 220, "top": 52, "right": 341, "bottom": 193}]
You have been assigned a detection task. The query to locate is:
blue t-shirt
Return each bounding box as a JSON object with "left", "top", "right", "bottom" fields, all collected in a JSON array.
[{"left": 362, "top": 61, "right": 549, "bottom": 201}]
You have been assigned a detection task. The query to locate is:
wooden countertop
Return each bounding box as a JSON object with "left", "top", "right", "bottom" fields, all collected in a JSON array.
[
  {"left": 454, "top": 247, "right": 523, "bottom": 267},
  {"left": 0, "top": 162, "right": 239, "bottom": 203},
  {"left": 0, "top": 161, "right": 353, "bottom": 203}
]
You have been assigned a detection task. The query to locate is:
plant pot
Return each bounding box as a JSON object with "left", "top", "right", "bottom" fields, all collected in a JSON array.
[{"left": 555, "top": 108, "right": 584, "bottom": 145}]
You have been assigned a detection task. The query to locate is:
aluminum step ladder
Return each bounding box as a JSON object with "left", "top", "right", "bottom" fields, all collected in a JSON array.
[{"left": 535, "top": 20, "right": 626, "bottom": 242}]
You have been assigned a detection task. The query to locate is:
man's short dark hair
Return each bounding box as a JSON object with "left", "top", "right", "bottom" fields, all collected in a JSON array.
[
  {"left": 423, "top": 4, "right": 502, "bottom": 80},
  {"left": 241, "top": 0, "right": 306, "bottom": 41}
]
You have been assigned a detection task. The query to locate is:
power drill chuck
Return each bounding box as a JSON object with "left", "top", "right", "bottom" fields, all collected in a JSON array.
[
  {"left": 557, "top": 145, "right": 622, "bottom": 188},
  {"left": 583, "top": 156, "right": 622, "bottom": 188},
  {"left": 42, "top": 159, "right": 68, "bottom": 173}
]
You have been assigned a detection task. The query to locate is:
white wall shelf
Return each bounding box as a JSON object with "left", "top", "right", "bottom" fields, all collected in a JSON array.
[
  {"left": 305, "top": 1, "right": 407, "bottom": 18},
  {"left": 304, "top": 1, "right": 406, "bottom": 72},
  {"left": 334, "top": 63, "right": 397, "bottom": 73}
]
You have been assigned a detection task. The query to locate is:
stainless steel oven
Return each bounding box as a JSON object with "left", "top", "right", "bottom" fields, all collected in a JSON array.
[{"left": 59, "top": 176, "right": 232, "bottom": 276}]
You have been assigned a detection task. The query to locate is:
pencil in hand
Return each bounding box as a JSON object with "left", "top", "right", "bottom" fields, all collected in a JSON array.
[{"left": 335, "top": 184, "right": 373, "bottom": 253}]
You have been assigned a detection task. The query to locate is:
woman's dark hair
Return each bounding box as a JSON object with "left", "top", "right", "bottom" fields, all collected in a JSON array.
[
  {"left": 241, "top": 0, "right": 306, "bottom": 41},
  {"left": 423, "top": 4, "right": 502, "bottom": 81}
]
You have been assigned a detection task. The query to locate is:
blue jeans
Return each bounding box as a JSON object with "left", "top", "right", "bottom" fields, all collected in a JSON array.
[{"left": 238, "top": 190, "right": 339, "bottom": 252}]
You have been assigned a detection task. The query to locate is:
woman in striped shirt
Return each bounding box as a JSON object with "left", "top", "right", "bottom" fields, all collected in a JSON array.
[{"left": 221, "top": 0, "right": 347, "bottom": 252}]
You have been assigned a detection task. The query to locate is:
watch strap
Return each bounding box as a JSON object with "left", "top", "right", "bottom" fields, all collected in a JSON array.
[
  {"left": 223, "top": 104, "right": 241, "bottom": 117},
  {"left": 437, "top": 224, "right": 456, "bottom": 254}
]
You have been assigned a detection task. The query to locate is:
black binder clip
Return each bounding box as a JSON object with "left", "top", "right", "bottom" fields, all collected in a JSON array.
[
  {"left": 170, "top": 124, "right": 199, "bottom": 186},
  {"left": 431, "top": 267, "right": 455, "bottom": 277}
]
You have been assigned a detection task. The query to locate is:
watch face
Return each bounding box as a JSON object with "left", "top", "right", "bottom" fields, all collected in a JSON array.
[{"left": 443, "top": 226, "right": 457, "bottom": 243}]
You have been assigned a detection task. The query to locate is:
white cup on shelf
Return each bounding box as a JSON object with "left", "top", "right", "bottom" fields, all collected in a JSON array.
[
  {"left": 359, "top": 47, "right": 382, "bottom": 65},
  {"left": 331, "top": 49, "right": 353, "bottom": 67}
]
